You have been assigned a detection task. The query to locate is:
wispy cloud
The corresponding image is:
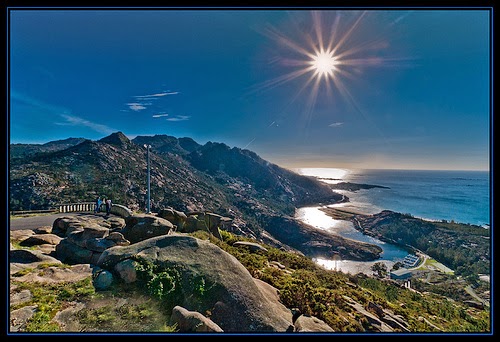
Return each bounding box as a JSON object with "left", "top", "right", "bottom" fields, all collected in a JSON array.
[
  {"left": 134, "top": 91, "right": 179, "bottom": 99},
  {"left": 11, "top": 91, "right": 116, "bottom": 134},
  {"left": 166, "top": 115, "right": 190, "bottom": 122},
  {"left": 152, "top": 113, "right": 169, "bottom": 118},
  {"left": 11, "top": 91, "right": 68, "bottom": 114},
  {"left": 124, "top": 90, "right": 179, "bottom": 112},
  {"left": 126, "top": 103, "right": 147, "bottom": 111},
  {"left": 329, "top": 122, "right": 344, "bottom": 127},
  {"left": 57, "top": 114, "right": 115, "bottom": 135},
  {"left": 12, "top": 91, "right": 117, "bottom": 135}
]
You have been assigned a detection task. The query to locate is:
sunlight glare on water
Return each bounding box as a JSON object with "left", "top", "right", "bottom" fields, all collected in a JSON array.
[
  {"left": 295, "top": 206, "right": 353, "bottom": 231},
  {"left": 315, "top": 258, "right": 396, "bottom": 275},
  {"left": 295, "top": 168, "right": 349, "bottom": 184}
]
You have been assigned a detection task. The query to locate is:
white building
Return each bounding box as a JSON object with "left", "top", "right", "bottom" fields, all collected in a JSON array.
[
  {"left": 390, "top": 268, "right": 413, "bottom": 280},
  {"left": 402, "top": 254, "right": 420, "bottom": 268}
]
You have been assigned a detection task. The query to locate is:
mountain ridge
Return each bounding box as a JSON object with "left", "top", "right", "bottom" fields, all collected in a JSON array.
[
  {"left": 9, "top": 131, "right": 384, "bottom": 261},
  {"left": 10, "top": 137, "right": 88, "bottom": 159}
]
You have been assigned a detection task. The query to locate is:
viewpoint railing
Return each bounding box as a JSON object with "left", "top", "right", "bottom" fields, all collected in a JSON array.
[
  {"left": 57, "top": 202, "right": 133, "bottom": 218},
  {"left": 57, "top": 202, "right": 96, "bottom": 213},
  {"left": 10, "top": 202, "right": 133, "bottom": 218}
]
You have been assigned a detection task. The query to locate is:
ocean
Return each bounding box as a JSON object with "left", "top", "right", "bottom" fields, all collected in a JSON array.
[
  {"left": 297, "top": 168, "right": 491, "bottom": 227},
  {"left": 293, "top": 168, "right": 491, "bottom": 274}
]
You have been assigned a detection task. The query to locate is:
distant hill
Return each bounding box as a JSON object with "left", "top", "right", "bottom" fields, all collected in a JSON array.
[
  {"left": 132, "top": 134, "right": 200, "bottom": 156},
  {"left": 10, "top": 137, "right": 88, "bottom": 159},
  {"left": 10, "top": 132, "right": 366, "bottom": 259}
]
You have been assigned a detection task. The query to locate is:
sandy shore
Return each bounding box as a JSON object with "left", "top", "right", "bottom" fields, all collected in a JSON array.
[{"left": 319, "top": 206, "right": 369, "bottom": 220}]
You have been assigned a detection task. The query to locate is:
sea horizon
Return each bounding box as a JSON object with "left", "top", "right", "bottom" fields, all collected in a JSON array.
[{"left": 290, "top": 166, "right": 490, "bottom": 173}]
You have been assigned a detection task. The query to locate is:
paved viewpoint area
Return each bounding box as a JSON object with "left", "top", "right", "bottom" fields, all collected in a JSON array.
[{"left": 10, "top": 212, "right": 119, "bottom": 231}]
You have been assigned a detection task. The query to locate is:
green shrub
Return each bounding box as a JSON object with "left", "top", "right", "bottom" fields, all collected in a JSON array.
[{"left": 133, "top": 257, "right": 182, "bottom": 309}]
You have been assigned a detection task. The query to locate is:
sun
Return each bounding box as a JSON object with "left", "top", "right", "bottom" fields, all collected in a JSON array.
[
  {"left": 251, "top": 10, "right": 407, "bottom": 116},
  {"left": 310, "top": 49, "right": 338, "bottom": 78}
]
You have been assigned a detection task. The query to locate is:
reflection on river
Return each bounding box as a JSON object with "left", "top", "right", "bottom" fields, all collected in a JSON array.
[{"left": 295, "top": 206, "right": 410, "bottom": 275}]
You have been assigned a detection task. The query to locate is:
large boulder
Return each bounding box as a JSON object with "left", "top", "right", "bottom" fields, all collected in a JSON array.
[
  {"left": 120, "top": 214, "right": 174, "bottom": 244},
  {"left": 19, "top": 233, "right": 62, "bottom": 247},
  {"left": 203, "top": 212, "right": 224, "bottom": 239},
  {"left": 294, "top": 315, "right": 335, "bottom": 332},
  {"left": 52, "top": 216, "right": 85, "bottom": 237},
  {"left": 56, "top": 239, "right": 95, "bottom": 264},
  {"left": 10, "top": 249, "right": 61, "bottom": 267},
  {"left": 169, "top": 305, "right": 223, "bottom": 332},
  {"left": 97, "top": 234, "right": 294, "bottom": 332},
  {"left": 54, "top": 218, "right": 130, "bottom": 265},
  {"left": 181, "top": 213, "right": 223, "bottom": 240},
  {"left": 157, "top": 208, "right": 187, "bottom": 230}
]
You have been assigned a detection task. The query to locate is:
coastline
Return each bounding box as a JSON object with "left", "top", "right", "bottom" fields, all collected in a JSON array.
[
  {"left": 294, "top": 171, "right": 490, "bottom": 279},
  {"left": 296, "top": 202, "right": 489, "bottom": 281},
  {"left": 318, "top": 206, "right": 414, "bottom": 253},
  {"left": 296, "top": 168, "right": 490, "bottom": 227},
  {"left": 294, "top": 204, "right": 410, "bottom": 275}
]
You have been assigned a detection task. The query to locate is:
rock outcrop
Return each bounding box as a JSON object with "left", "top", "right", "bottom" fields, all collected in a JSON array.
[
  {"left": 10, "top": 213, "right": 335, "bottom": 333},
  {"left": 120, "top": 214, "right": 174, "bottom": 243},
  {"left": 53, "top": 216, "right": 130, "bottom": 265},
  {"left": 97, "top": 234, "right": 295, "bottom": 332},
  {"left": 169, "top": 306, "right": 224, "bottom": 332}
]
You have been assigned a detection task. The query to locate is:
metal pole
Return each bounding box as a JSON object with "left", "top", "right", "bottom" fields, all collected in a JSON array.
[{"left": 147, "top": 145, "right": 151, "bottom": 213}]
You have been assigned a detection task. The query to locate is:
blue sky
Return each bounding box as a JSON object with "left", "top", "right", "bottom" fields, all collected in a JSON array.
[{"left": 9, "top": 8, "right": 491, "bottom": 170}]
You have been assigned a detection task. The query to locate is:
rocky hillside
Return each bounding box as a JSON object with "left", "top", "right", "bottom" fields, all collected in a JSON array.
[
  {"left": 10, "top": 132, "right": 381, "bottom": 260},
  {"left": 9, "top": 212, "right": 489, "bottom": 333},
  {"left": 10, "top": 132, "right": 341, "bottom": 212},
  {"left": 187, "top": 141, "right": 338, "bottom": 207}
]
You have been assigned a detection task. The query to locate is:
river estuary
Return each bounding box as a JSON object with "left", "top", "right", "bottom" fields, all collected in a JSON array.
[{"left": 295, "top": 205, "right": 410, "bottom": 275}]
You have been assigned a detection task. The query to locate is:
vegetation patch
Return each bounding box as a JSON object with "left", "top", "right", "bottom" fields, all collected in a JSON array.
[
  {"left": 10, "top": 228, "right": 490, "bottom": 333},
  {"left": 75, "top": 297, "right": 172, "bottom": 332},
  {"left": 190, "top": 230, "right": 491, "bottom": 332},
  {"left": 10, "top": 276, "right": 97, "bottom": 332}
]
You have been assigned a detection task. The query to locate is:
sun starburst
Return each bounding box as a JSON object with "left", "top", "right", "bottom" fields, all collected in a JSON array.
[
  {"left": 252, "top": 10, "right": 407, "bottom": 117},
  {"left": 310, "top": 49, "right": 338, "bottom": 78}
]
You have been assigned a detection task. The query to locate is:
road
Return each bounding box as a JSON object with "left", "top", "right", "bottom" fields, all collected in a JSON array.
[
  {"left": 9, "top": 212, "right": 118, "bottom": 231},
  {"left": 465, "top": 285, "right": 489, "bottom": 308}
]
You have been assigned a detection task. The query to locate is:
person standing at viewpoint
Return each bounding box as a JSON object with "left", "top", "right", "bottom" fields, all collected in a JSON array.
[
  {"left": 94, "top": 196, "right": 102, "bottom": 214},
  {"left": 105, "top": 198, "right": 112, "bottom": 215}
]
